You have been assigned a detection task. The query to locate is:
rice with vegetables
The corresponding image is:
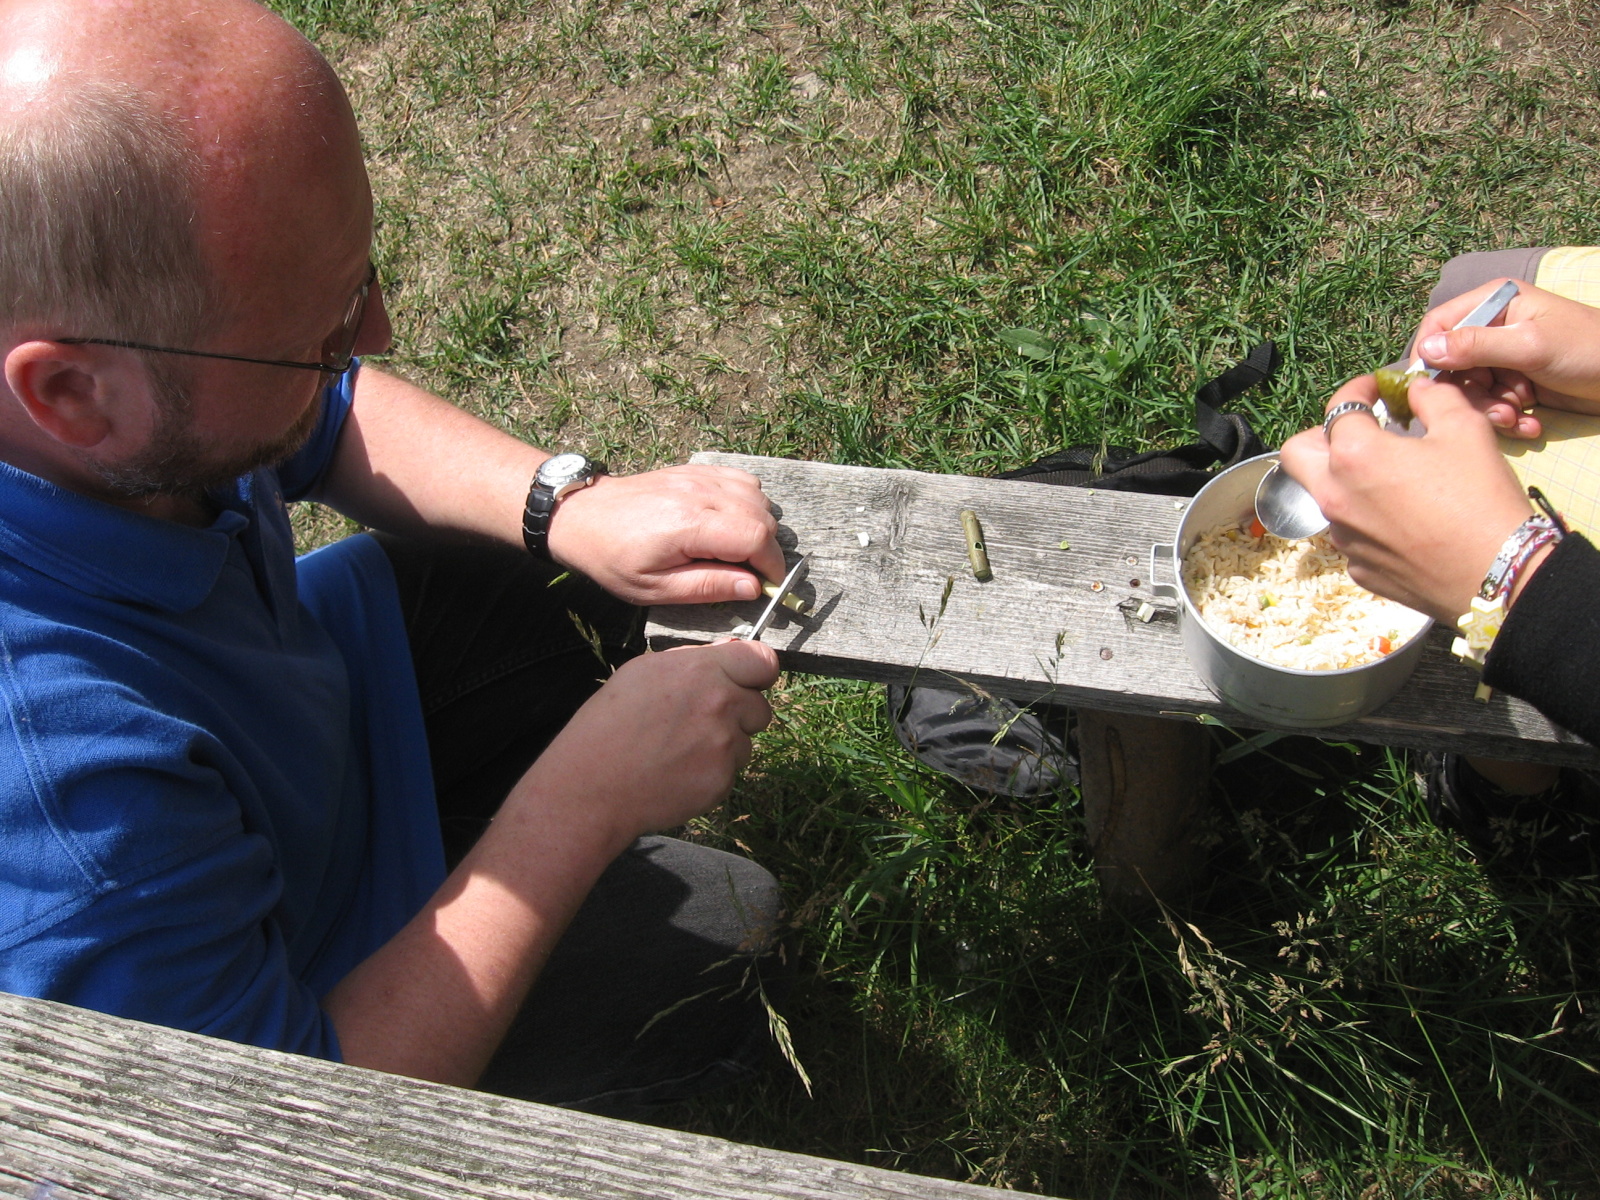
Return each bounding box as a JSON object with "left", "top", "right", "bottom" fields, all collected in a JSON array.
[{"left": 1183, "top": 520, "right": 1428, "bottom": 671}]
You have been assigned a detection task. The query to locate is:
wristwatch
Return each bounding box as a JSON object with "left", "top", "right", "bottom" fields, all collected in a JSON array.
[{"left": 521, "top": 453, "right": 607, "bottom": 560}]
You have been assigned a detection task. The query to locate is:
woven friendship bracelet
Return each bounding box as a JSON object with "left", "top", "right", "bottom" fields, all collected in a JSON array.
[
  {"left": 1454, "top": 504, "right": 1566, "bottom": 678},
  {"left": 1501, "top": 526, "right": 1562, "bottom": 599},
  {"left": 1478, "top": 514, "right": 1558, "bottom": 601}
]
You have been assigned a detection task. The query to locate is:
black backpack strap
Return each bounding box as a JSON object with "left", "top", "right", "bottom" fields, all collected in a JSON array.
[
  {"left": 1194, "top": 340, "right": 1277, "bottom": 467},
  {"left": 999, "top": 341, "right": 1279, "bottom": 491}
]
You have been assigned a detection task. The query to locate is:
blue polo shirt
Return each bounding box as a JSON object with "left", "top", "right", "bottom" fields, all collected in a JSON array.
[{"left": 0, "top": 367, "right": 445, "bottom": 1059}]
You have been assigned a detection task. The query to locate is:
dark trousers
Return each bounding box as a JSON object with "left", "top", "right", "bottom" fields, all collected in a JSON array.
[{"left": 373, "top": 534, "right": 789, "bottom": 1115}]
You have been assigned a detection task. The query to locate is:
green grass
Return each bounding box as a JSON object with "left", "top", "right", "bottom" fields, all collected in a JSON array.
[{"left": 278, "top": 0, "right": 1600, "bottom": 1193}]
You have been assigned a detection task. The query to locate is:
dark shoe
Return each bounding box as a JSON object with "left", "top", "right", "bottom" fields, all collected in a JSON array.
[
  {"left": 1427, "top": 753, "right": 1600, "bottom": 880},
  {"left": 886, "top": 684, "right": 1076, "bottom": 798}
]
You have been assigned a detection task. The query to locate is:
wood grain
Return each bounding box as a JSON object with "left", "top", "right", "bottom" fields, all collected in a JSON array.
[
  {"left": 0, "top": 991, "right": 1038, "bottom": 1200},
  {"left": 647, "top": 454, "right": 1597, "bottom": 767}
]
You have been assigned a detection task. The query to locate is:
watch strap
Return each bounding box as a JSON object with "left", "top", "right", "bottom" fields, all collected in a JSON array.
[{"left": 521, "top": 481, "right": 559, "bottom": 560}]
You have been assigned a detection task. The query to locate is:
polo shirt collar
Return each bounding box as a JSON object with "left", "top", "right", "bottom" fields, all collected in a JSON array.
[{"left": 0, "top": 460, "right": 250, "bottom": 613}]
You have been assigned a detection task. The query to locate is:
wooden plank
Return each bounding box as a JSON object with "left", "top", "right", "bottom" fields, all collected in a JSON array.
[
  {"left": 0, "top": 991, "right": 1039, "bottom": 1200},
  {"left": 648, "top": 453, "right": 1598, "bottom": 768}
]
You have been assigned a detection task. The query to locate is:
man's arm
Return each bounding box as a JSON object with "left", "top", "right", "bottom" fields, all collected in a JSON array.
[
  {"left": 313, "top": 366, "right": 786, "bottom": 603},
  {"left": 310, "top": 368, "right": 790, "bottom": 1083},
  {"left": 321, "top": 637, "right": 780, "bottom": 1086}
]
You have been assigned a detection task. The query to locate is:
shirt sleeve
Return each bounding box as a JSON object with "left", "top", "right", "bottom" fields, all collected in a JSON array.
[
  {"left": 275, "top": 361, "right": 360, "bottom": 503},
  {"left": 1483, "top": 531, "right": 1600, "bottom": 747},
  {"left": 3, "top": 827, "right": 344, "bottom": 1061}
]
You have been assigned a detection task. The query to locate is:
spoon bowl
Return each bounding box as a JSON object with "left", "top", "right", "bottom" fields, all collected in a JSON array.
[{"left": 1254, "top": 462, "right": 1328, "bottom": 540}]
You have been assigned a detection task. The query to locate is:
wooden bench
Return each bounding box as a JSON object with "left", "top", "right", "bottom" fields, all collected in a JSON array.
[
  {"left": 648, "top": 454, "right": 1598, "bottom": 894},
  {"left": 0, "top": 990, "right": 1041, "bottom": 1200}
]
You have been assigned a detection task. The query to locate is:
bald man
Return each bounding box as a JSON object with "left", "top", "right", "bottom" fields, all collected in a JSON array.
[{"left": 0, "top": 0, "right": 791, "bottom": 1112}]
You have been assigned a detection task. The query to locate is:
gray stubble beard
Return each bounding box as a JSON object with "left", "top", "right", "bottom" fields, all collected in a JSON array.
[{"left": 90, "top": 358, "right": 323, "bottom": 500}]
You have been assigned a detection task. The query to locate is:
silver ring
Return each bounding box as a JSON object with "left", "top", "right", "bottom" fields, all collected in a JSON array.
[{"left": 1322, "top": 400, "right": 1377, "bottom": 439}]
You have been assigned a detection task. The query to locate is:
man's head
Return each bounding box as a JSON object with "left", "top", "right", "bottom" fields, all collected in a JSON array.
[
  {"left": 0, "top": 74, "right": 210, "bottom": 354},
  {"left": 0, "top": 0, "right": 389, "bottom": 507}
]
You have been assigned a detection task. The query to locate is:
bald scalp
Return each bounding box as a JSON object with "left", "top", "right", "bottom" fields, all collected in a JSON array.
[{"left": 0, "top": 0, "right": 357, "bottom": 345}]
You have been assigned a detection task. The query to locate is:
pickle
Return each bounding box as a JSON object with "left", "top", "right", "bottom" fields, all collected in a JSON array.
[
  {"left": 761, "top": 580, "right": 811, "bottom": 614},
  {"left": 1373, "top": 366, "right": 1422, "bottom": 426}
]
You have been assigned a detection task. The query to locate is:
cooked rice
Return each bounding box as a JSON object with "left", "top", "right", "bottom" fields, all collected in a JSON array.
[{"left": 1182, "top": 519, "right": 1428, "bottom": 671}]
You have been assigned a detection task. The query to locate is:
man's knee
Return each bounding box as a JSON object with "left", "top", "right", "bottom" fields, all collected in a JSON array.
[
  {"left": 478, "top": 835, "right": 791, "bottom": 1111},
  {"left": 617, "top": 835, "right": 788, "bottom": 963}
]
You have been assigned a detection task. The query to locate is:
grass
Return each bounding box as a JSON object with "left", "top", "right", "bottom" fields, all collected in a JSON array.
[{"left": 275, "top": 0, "right": 1600, "bottom": 1193}]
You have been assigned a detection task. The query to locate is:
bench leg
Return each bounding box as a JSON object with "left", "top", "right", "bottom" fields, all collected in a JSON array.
[{"left": 1076, "top": 709, "right": 1211, "bottom": 902}]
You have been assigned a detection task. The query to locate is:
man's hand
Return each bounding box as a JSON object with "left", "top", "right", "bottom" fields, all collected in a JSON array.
[
  {"left": 323, "top": 636, "right": 779, "bottom": 1085},
  {"left": 1411, "top": 279, "right": 1600, "bottom": 438},
  {"left": 521, "top": 638, "right": 781, "bottom": 853},
  {"left": 546, "top": 464, "right": 786, "bottom": 606},
  {"left": 1279, "top": 374, "right": 1533, "bottom": 623}
]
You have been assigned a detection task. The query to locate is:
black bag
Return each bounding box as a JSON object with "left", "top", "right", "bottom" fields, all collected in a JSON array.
[
  {"left": 888, "top": 342, "right": 1280, "bottom": 797},
  {"left": 995, "top": 340, "right": 1276, "bottom": 492}
]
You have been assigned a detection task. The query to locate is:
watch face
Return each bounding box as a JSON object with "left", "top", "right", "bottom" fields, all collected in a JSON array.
[{"left": 538, "top": 453, "right": 592, "bottom": 488}]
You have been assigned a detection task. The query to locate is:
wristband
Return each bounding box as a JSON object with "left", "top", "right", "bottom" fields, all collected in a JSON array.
[
  {"left": 1477, "top": 514, "right": 1557, "bottom": 601},
  {"left": 1453, "top": 503, "right": 1565, "bottom": 671}
]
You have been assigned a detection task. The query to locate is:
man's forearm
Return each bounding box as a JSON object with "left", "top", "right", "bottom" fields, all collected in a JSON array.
[
  {"left": 315, "top": 365, "right": 546, "bottom": 545},
  {"left": 322, "top": 618, "right": 778, "bottom": 1083},
  {"left": 322, "top": 364, "right": 786, "bottom": 610},
  {"left": 320, "top": 771, "right": 630, "bottom": 1086}
]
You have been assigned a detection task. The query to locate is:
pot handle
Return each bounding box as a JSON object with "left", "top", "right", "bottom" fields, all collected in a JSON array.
[{"left": 1149, "top": 543, "right": 1180, "bottom": 601}]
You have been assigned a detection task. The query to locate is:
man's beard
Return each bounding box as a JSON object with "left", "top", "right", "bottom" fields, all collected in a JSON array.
[{"left": 91, "top": 358, "right": 323, "bottom": 499}]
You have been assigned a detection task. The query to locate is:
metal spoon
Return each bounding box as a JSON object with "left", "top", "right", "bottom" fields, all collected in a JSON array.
[
  {"left": 1253, "top": 280, "right": 1522, "bottom": 540},
  {"left": 1253, "top": 455, "right": 1330, "bottom": 540}
]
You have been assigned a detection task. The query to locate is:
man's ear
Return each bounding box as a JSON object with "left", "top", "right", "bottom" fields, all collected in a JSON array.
[{"left": 3, "top": 341, "right": 119, "bottom": 449}]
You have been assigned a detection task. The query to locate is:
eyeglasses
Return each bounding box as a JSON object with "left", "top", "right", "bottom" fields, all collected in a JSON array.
[{"left": 58, "top": 261, "right": 378, "bottom": 375}]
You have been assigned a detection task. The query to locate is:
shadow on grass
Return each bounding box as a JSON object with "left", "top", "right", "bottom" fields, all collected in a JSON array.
[{"left": 676, "top": 703, "right": 1600, "bottom": 1198}]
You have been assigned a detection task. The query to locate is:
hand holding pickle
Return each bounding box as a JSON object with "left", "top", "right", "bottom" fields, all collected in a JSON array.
[
  {"left": 1373, "top": 365, "right": 1425, "bottom": 426},
  {"left": 1402, "top": 279, "right": 1600, "bottom": 438},
  {"left": 1373, "top": 278, "right": 1519, "bottom": 430}
]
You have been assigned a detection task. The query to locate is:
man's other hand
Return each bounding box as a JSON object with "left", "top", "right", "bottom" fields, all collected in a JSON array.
[
  {"left": 545, "top": 464, "right": 785, "bottom": 605},
  {"left": 326, "top": 636, "right": 779, "bottom": 1084},
  {"left": 522, "top": 638, "right": 780, "bottom": 853}
]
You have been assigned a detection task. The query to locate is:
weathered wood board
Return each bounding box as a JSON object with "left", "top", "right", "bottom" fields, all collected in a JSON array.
[
  {"left": 0, "top": 990, "right": 1041, "bottom": 1200},
  {"left": 648, "top": 453, "right": 1597, "bottom": 767}
]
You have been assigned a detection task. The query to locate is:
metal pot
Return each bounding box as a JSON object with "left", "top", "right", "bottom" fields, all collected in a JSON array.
[{"left": 1149, "top": 452, "right": 1432, "bottom": 729}]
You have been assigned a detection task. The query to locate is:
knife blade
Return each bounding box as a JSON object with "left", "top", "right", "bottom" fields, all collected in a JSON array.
[{"left": 740, "top": 554, "right": 811, "bottom": 642}]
